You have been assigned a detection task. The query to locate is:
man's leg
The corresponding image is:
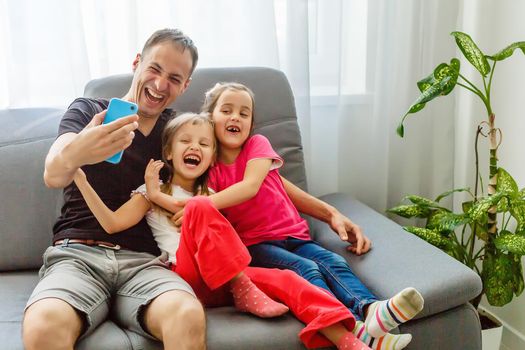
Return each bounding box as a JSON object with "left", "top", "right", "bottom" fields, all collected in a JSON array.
[
  {"left": 113, "top": 249, "right": 205, "bottom": 350},
  {"left": 143, "top": 290, "right": 206, "bottom": 350},
  {"left": 23, "top": 245, "right": 113, "bottom": 350},
  {"left": 23, "top": 298, "right": 83, "bottom": 350}
]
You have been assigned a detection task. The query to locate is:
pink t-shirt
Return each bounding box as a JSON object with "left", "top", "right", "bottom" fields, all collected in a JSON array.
[{"left": 208, "top": 134, "right": 311, "bottom": 246}]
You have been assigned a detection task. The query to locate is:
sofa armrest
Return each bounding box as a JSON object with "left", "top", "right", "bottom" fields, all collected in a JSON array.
[{"left": 309, "top": 193, "right": 482, "bottom": 319}]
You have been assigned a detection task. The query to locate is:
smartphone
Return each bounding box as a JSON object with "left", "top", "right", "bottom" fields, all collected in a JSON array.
[{"left": 103, "top": 98, "right": 138, "bottom": 164}]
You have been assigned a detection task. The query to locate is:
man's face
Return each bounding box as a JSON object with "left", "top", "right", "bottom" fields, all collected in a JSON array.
[{"left": 130, "top": 42, "right": 193, "bottom": 119}]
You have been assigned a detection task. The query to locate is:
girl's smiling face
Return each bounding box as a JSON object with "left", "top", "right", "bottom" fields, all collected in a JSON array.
[
  {"left": 167, "top": 121, "right": 215, "bottom": 190},
  {"left": 211, "top": 89, "right": 253, "bottom": 155}
]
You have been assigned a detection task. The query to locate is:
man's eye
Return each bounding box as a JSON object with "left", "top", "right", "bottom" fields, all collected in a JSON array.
[{"left": 150, "top": 67, "right": 160, "bottom": 73}]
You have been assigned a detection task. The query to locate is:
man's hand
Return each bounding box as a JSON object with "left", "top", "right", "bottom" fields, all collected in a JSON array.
[
  {"left": 66, "top": 110, "right": 139, "bottom": 168},
  {"left": 329, "top": 212, "right": 371, "bottom": 255}
]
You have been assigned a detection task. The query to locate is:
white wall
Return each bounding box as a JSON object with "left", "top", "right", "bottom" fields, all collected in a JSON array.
[{"left": 476, "top": 2, "right": 525, "bottom": 347}]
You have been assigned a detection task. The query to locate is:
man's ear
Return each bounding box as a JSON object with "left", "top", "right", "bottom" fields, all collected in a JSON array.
[
  {"left": 132, "top": 53, "right": 141, "bottom": 72},
  {"left": 181, "top": 77, "right": 192, "bottom": 93}
]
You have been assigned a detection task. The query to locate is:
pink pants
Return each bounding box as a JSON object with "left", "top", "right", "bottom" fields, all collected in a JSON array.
[{"left": 174, "top": 196, "right": 355, "bottom": 348}]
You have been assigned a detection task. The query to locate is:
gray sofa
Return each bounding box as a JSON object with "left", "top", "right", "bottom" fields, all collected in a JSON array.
[{"left": 1, "top": 67, "right": 483, "bottom": 349}]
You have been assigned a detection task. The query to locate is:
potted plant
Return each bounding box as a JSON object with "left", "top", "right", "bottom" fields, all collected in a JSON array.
[{"left": 388, "top": 32, "right": 525, "bottom": 347}]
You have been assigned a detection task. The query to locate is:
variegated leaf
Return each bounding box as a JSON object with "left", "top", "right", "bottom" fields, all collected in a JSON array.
[
  {"left": 387, "top": 205, "right": 431, "bottom": 219},
  {"left": 468, "top": 192, "right": 506, "bottom": 222},
  {"left": 435, "top": 187, "right": 471, "bottom": 203},
  {"left": 483, "top": 251, "right": 515, "bottom": 306},
  {"left": 427, "top": 210, "right": 468, "bottom": 234},
  {"left": 487, "top": 41, "right": 525, "bottom": 61},
  {"left": 494, "top": 231, "right": 525, "bottom": 255},
  {"left": 463, "top": 200, "right": 488, "bottom": 241},
  {"left": 510, "top": 202, "right": 525, "bottom": 232},
  {"left": 451, "top": 31, "right": 490, "bottom": 77},
  {"left": 403, "top": 226, "right": 455, "bottom": 255},
  {"left": 405, "top": 195, "right": 439, "bottom": 207}
]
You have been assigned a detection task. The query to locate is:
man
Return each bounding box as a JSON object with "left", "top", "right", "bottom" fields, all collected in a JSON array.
[{"left": 23, "top": 29, "right": 205, "bottom": 350}]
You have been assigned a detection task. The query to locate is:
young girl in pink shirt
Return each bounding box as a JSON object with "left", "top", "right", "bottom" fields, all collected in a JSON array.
[
  {"left": 74, "top": 112, "right": 384, "bottom": 350},
  {"left": 193, "top": 82, "right": 424, "bottom": 349}
]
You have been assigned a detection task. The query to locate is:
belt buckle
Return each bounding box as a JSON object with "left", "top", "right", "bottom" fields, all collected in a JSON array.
[{"left": 98, "top": 243, "right": 121, "bottom": 250}]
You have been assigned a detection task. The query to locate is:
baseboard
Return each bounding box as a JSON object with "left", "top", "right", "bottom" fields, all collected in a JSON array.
[
  {"left": 478, "top": 306, "right": 525, "bottom": 350},
  {"left": 500, "top": 326, "right": 525, "bottom": 350}
]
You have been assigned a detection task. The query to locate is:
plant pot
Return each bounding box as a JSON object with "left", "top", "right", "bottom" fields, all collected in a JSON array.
[{"left": 479, "top": 308, "right": 503, "bottom": 350}]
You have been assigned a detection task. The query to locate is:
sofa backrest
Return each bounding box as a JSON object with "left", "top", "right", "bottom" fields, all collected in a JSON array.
[
  {"left": 0, "top": 108, "right": 64, "bottom": 271},
  {"left": 84, "top": 67, "right": 308, "bottom": 190}
]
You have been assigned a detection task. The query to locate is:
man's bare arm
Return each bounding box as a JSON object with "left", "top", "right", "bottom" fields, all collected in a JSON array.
[{"left": 43, "top": 110, "right": 138, "bottom": 188}]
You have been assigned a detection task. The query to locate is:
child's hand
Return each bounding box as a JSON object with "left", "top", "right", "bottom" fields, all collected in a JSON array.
[
  {"left": 73, "top": 168, "right": 87, "bottom": 184},
  {"left": 329, "top": 212, "right": 372, "bottom": 255},
  {"left": 145, "top": 159, "right": 164, "bottom": 196},
  {"left": 170, "top": 199, "right": 189, "bottom": 227}
]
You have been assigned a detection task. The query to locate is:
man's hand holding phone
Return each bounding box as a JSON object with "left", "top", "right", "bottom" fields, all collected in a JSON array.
[{"left": 65, "top": 100, "right": 139, "bottom": 167}]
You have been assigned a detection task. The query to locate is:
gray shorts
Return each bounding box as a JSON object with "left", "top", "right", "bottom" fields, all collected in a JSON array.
[{"left": 25, "top": 243, "right": 195, "bottom": 339}]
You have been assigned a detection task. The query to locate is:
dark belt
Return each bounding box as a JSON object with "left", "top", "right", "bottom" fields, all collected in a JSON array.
[{"left": 54, "top": 238, "right": 121, "bottom": 250}]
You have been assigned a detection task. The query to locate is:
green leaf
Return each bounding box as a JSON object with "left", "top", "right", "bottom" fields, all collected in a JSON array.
[
  {"left": 497, "top": 168, "right": 519, "bottom": 194},
  {"left": 406, "top": 76, "right": 452, "bottom": 114},
  {"left": 427, "top": 210, "right": 468, "bottom": 234},
  {"left": 416, "top": 59, "right": 460, "bottom": 96},
  {"left": 433, "top": 59, "right": 460, "bottom": 96},
  {"left": 483, "top": 251, "right": 515, "bottom": 306},
  {"left": 403, "top": 226, "right": 455, "bottom": 255},
  {"left": 463, "top": 200, "right": 488, "bottom": 241},
  {"left": 451, "top": 31, "right": 490, "bottom": 77},
  {"left": 494, "top": 231, "right": 525, "bottom": 255},
  {"left": 387, "top": 205, "right": 431, "bottom": 219},
  {"left": 396, "top": 123, "right": 405, "bottom": 137},
  {"left": 404, "top": 195, "right": 439, "bottom": 207},
  {"left": 510, "top": 201, "right": 525, "bottom": 231},
  {"left": 512, "top": 255, "right": 525, "bottom": 296},
  {"left": 487, "top": 41, "right": 525, "bottom": 61},
  {"left": 435, "top": 187, "right": 471, "bottom": 203},
  {"left": 468, "top": 192, "right": 506, "bottom": 222}
]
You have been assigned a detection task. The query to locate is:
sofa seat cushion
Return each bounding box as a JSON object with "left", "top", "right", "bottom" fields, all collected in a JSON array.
[{"left": 1, "top": 270, "right": 327, "bottom": 350}]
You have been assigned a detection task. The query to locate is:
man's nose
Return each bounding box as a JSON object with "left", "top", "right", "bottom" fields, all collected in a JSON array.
[{"left": 155, "top": 76, "right": 168, "bottom": 91}]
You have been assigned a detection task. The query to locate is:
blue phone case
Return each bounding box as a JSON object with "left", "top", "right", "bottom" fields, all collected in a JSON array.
[{"left": 103, "top": 98, "right": 138, "bottom": 164}]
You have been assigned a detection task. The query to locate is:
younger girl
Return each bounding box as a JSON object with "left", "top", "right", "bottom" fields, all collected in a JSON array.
[
  {"left": 74, "top": 112, "right": 390, "bottom": 349},
  {"left": 197, "top": 82, "right": 424, "bottom": 345}
]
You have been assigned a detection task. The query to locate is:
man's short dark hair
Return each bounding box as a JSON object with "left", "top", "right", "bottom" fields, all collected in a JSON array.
[{"left": 142, "top": 28, "right": 199, "bottom": 75}]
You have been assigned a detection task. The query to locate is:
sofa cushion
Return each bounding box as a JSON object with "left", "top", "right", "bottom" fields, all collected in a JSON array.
[{"left": 0, "top": 109, "right": 63, "bottom": 271}]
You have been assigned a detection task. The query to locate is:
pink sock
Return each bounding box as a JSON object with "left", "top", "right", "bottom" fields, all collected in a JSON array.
[
  {"left": 337, "top": 332, "right": 373, "bottom": 350},
  {"left": 230, "top": 273, "right": 289, "bottom": 318}
]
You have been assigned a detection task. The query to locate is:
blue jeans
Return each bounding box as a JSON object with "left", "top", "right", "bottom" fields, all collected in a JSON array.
[{"left": 248, "top": 238, "right": 377, "bottom": 320}]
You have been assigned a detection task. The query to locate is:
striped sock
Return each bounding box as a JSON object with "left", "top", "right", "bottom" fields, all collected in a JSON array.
[
  {"left": 364, "top": 287, "right": 424, "bottom": 338},
  {"left": 353, "top": 321, "right": 412, "bottom": 350}
]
